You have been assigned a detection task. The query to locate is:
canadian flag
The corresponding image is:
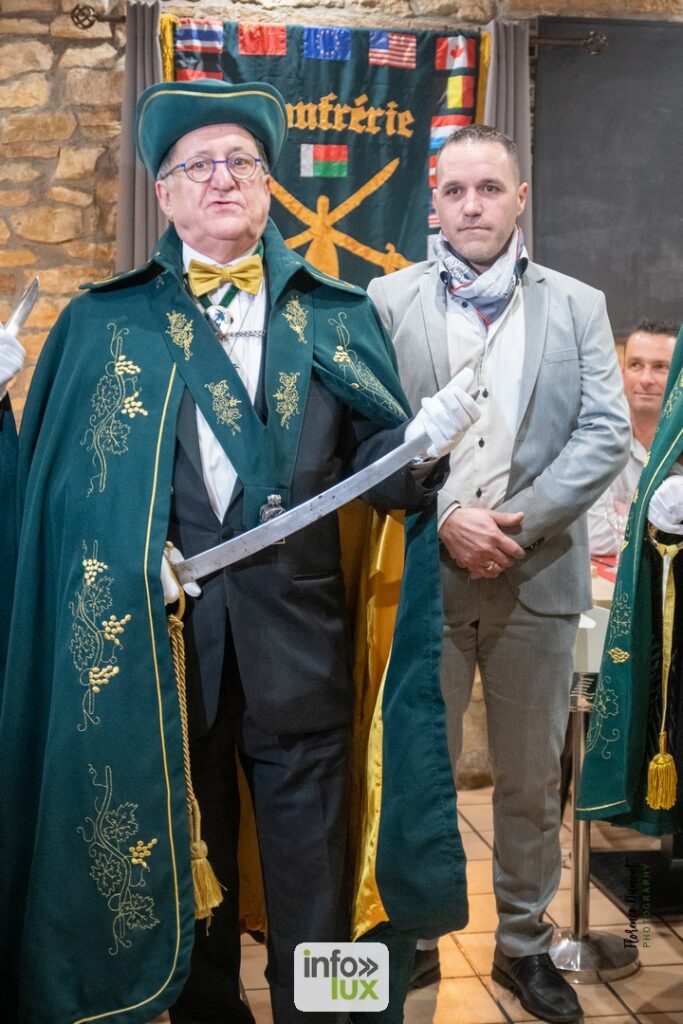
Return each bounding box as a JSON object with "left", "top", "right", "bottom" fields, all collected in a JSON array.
[{"left": 435, "top": 35, "right": 476, "bottom": 71}]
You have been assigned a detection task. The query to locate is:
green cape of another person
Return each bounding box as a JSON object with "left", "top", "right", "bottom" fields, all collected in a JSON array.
[
  {"left": 577, "top": 329, "right": 683, "bottom": 835},
  {"left": 0, "top": 221, "right": 467, "bottom": 1024}
]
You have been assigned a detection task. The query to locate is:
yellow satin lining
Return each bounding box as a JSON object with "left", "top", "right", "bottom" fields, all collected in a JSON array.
[
  {"left": 340, "top": 504, "right": 405, "bottom": 938},
  {"left": 238, "top": 760, "right": 267, "bottom": 935}
]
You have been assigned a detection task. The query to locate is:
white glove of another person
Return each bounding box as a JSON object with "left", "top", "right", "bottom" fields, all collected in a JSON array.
[
  {"left": 648, "top": 474, "right": 683, "bottom": 536},
  {"left": 405, "top": 366, "right": 481, "bottom": 459},
  {"left": 0, "top": 326, "right": 25, "bottom": 399},
  {"left": 161, "top": 544, "right": 201, "bottom": 605}
]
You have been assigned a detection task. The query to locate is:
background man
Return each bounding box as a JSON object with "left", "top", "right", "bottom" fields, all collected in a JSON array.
[
  {"left": 588, "top": 318, "right": 679, "bottom": 555},
  {"left": 0, "top": 81, "right": 478, "bottom": 1024},
  {"left": 579, "top": 327, "right": 683, "bottom": 835},
  {"left": 369, "top": 123, "right": 630, "bottom": 1024}
]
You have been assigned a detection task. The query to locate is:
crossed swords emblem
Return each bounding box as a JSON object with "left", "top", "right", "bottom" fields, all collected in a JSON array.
[{"left": 270, "top": 158, "right": 413, "bottom": 278}]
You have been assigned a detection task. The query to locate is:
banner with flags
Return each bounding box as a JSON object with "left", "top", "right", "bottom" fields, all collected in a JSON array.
[{"left": 163, "top": 18, "right": 486, "bottom": 288}]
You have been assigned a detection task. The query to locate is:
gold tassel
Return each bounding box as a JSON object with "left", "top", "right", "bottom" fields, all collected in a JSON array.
[
  {"left": 188, "top": 795, "right": 224, "bottom": 920},
  {"left": 647, "top": 731, "right": 678, "bottom": 810},
  {"left": 167, "top": 558, "right": 224, "bottom": 921},
  {"left": 645, "top": 527, "right": 681, "bottom": 812}
]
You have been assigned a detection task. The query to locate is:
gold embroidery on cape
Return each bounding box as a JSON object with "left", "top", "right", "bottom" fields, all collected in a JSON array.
[
  {"left": 661, "top": 369, "right": 683, "bottom": 420},
  {"left": 71, "top": 541, "right": 132, "bottom": 731},
  {"left": 78, "top": 764, "right": 160, "bottom": 955},
  {"left": 583, "top": 581, "right": 631, "bottom": 757},
  {"left": 330, "top": 311, "right": 404, "bottom": 417},
  {"left": 642, "top": 450, "right": 651, "bottom": 468},
  {"left": 82, "top": 323, "right": 149, "bottom": 496},
  {"left": 606, "top": 583, "right": 632, "bottom": 646},
  {"left": 273, "top": 371, "right": 300, "bottom": 429},
  {"left": 585, "top": 674, "right": 621, "bottom": 758},
  {"left": 205, "top": 380, "right": 242, "bottom": 435},
  {"left": 130, "top": 837, "right": 159, "bottom": 867},
  {"left": 166, "top": 310, "right": 194, "bottom": 361},
  {"left": 283, "top": 296, "right": 308, "bottom": 344},
  {"left": 270, "top": 161, "right": 413, "bottom": 278}
]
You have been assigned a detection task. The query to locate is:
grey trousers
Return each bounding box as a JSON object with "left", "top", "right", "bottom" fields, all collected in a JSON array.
[{"left": 441, "top": 558, "right": 579, "bottom": 957}]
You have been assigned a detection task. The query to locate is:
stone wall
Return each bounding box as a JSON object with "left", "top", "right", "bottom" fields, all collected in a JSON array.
[
  {"left": 163, "top": 0, "right": 683, "bottom": 25},
  {"left": 2, "top": 0, "right": 680, "bottom": 419},
  {"left": 0, "top": 0, "right": 124, "bottom": 418}
]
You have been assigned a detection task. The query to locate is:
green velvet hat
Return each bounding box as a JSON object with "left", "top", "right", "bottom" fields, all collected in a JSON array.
[{"left": 135, "top": 79, "right": 288, "bottom": 177}]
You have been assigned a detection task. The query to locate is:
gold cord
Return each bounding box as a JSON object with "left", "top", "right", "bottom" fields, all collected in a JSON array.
[
  {"left": 646, "top": 525, "right": 682, "bottom": 810},
  {"left": 166, "top": 547, "right": 223, "bottom": 919}
]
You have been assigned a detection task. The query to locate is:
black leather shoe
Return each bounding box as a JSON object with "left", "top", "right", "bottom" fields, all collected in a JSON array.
[
  {"left": 492, "top": 950, "right": 583, "bottom": 1023},
  {"left": 409, "top": 946, "right": 441, "bottom": 989}
]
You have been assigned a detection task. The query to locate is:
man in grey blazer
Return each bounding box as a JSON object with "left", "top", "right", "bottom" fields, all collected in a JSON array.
[{"left": 369, "top": 124, "right": 630, "bottom": 1023}]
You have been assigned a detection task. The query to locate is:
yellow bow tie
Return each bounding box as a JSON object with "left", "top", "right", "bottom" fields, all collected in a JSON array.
[{"left": 187, "top": 254, "right": 263, "bottom": 298}]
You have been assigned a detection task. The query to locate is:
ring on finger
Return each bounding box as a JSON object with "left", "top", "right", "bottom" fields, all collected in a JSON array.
[{"left": 485, "top": 560, "right": 497, "bottom": 572}]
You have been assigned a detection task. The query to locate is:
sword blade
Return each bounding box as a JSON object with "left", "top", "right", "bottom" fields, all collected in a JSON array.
[
  {"left": 174, "top": 429, "right": 430, "bottom": 584},
  {"left": 4, "top": 277, "right": 39, "bottom": 336}
]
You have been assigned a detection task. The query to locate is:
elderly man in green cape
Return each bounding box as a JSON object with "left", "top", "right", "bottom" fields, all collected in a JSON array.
[
  {"left": 0, "top": 81, "right": 480, "bottom": 1024},
  {"left": 578, "top": 327, "right": 683, "bottom": 835}
]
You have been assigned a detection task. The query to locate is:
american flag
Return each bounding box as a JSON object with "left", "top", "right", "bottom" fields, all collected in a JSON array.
[{"left": 368, "top": 31, "right": 416, "bottom": 69}]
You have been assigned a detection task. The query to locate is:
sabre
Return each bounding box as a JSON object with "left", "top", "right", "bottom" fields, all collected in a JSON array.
[
  {"left": 4, "top": 277, "right": 39, "bottom": 336},
  {"left": 174, "top": 429, "right": 431, "bottom": 585}
]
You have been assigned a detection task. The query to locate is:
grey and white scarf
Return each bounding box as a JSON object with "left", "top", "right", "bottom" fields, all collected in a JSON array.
[{"left": 435, "top": 226, "right": 528, "bottom": 331}]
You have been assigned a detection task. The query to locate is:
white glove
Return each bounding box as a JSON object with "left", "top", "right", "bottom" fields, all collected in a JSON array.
[
  {"left": 648, "top": 475, "right": 683, "bottom": 536},
  {"left": 0, "top": 326, "right": 25, "bottom": 398},
  {"left": 405, "top": 367, "right": 481, "bottom": 458},
  {"left": 161, "top": 544, "right": 201, "bottom": 605}
]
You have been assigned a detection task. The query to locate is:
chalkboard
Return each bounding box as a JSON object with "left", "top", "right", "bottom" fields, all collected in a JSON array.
[{"left": 533, "top": 18, "right": 683, "bottom": 335}]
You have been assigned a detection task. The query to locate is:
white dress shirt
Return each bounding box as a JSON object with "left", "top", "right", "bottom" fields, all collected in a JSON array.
[
  {"left": 182, "top": 242, "right": 267, "bottom": 521},
  {"left": 438, "top": 281, "right": 526, "bottom": 527},
  {"left": 587, "top": 434, "right": 647, "bottom": 556}
]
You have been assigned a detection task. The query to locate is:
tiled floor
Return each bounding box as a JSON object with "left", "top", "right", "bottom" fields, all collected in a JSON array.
[{"left": 150, "top": 785, "right": 683, "bottom": 1024}]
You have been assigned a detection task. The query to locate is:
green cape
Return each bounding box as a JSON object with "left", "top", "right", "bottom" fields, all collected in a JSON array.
[
  {"left": 577, "top": 329, "right": 683, "bottom": 835},
  {"left": 0, "top": 222, "right": 467, "bottom": 1024}
]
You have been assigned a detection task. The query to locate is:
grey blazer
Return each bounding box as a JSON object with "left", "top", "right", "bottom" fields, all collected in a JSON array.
[{"left": 368, "top": 259, "right": 631, "bottom": 615}]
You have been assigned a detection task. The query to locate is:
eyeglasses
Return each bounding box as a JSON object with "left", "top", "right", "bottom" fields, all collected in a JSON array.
[{"left": 161, "top": 152, "right": 265, "bottom": 183}]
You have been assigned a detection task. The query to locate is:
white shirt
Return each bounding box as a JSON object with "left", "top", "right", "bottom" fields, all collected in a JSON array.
[
  {"left": 182, "top": 242, "right": 267, "bottom": 521},
  {"left": 587, "top": 435, "right": 647, "bottom": 556},
  {"left": 438, "top": 280, "right": 526, "bottom": 527}
]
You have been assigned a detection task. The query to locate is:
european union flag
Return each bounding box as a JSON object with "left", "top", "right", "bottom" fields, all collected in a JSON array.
[{"left": 303, "top": 26, "right": 351, "bottom": 61}]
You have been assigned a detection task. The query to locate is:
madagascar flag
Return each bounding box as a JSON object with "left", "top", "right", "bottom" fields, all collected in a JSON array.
[{"left": 300, "top": 143, "right": 348, "bottom": 177}]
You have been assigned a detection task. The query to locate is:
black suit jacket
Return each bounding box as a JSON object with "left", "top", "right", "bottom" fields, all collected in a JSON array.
[{"left": 169, "top": 377, "right": 444, "bottom": 738}]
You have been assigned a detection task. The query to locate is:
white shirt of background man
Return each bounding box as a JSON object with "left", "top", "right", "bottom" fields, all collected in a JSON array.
[{"left": 587, "top": 434, "right": 647, "bottom": 556}]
